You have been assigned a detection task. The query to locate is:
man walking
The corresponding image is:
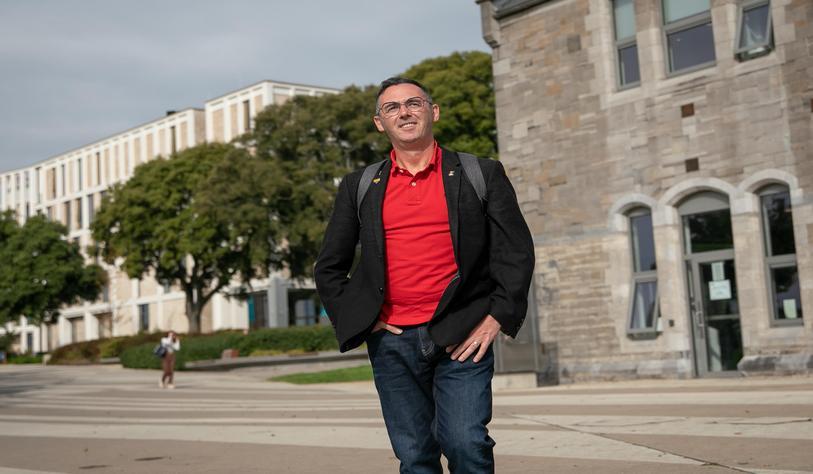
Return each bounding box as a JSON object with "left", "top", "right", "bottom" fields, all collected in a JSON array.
[{"left": 315, "top": 77, "right": 534, "bottom": 473}]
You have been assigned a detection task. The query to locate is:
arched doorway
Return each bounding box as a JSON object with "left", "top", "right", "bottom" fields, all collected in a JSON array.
[{"left": 679, "top": 192, "right": 744, "bottom": 375}]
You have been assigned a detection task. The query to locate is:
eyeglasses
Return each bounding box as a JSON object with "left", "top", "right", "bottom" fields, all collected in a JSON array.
[{"left": 377, "top": 96, "right": 432, "bottom": 118}]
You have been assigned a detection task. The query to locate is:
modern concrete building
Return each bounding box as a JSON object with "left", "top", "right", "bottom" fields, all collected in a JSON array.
[
  {"left": 478, "top": 0, "right": 812, "bottom": 381},
  {"left": 1, "top": 80, "right": 339, "bottom": 353}
]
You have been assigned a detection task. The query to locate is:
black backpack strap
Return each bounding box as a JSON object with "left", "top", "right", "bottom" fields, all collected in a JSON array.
[
  {"left": 356, "top": 159, "right": 387, "bottom": 222},
  {"left": 458, "top": 152, "right": 487, "bottom": 205}
]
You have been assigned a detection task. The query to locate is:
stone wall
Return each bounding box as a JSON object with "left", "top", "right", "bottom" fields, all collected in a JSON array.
[{"left": 481, "top": 0, "right": 813, "bottom": 380}]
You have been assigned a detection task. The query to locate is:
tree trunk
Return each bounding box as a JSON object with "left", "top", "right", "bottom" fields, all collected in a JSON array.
[
  {"left": 39, "top": 323, "right": 44, "bottom": 355},
  {"left": 185, "top": 297, "right": 201, "bottom": 334}
]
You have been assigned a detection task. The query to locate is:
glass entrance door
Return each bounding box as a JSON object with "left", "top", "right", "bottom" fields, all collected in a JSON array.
[
  {"left": 687, "top": 256, "right": 743, "bottom": 374},
  {"left": 680, "top": 195, "right": 744, "bottom": 376}
]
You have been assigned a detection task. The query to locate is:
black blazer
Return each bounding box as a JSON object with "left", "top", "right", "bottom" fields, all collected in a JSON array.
[{"left": 314, "top": 148, "right": 535, "bottom": 352}]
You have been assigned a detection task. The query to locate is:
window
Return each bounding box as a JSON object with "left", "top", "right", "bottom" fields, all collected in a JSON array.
[
  {"left": 760, "top": 186, "right": 802, "bottom": 325},
  {"left": 77, "top": 159, "right": 83, "bottom": 191},
  {"left": 662, "top": 0, "right": 715, "bottom": 73},
  {"left": 95, "top": 152, "right": 102, "bottom": 186},
  {"left": 613, "top": 0, "right": 640, "bottom": 87},
  {"left": 60, "top": 164, "right": 66, "bottom": 196},
  {"left": 138, "top": 304, "right": 150, "bottom": 332},
  {"left": 170, "top": 126, "right": 177, "bottom": 155},
  {"left": 627, "top": 209, "right": 660, "bottom": 334},
  {"left": 35, "top": 167, "right": 41, "bottom": 204},
  {"left": 75, "top": 198, "right": 82, "bottom": 229},
  {"left": 243, "top": 100, "right": 251, "bottom": 132},
  {"left": 736, "top": 1, "right": 773, "bottom": 60},
  {"left": 87, "top": 195, "right": 95, "bottom": 224},
  {"left": 63, "top": 201, "right": 71, "bottom": 230}
]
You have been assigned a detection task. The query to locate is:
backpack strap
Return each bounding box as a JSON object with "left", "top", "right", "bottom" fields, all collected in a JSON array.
[
  {"left": 356, "top": 159, "right": 387, "bottom": 222},
  {"left": 458, "top": 152, "right": 487, "bottom": 206}
]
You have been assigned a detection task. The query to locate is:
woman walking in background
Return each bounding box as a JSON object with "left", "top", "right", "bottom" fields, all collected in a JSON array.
[{"left": 160, "top": 331, "right": 180, "bottom": 389}]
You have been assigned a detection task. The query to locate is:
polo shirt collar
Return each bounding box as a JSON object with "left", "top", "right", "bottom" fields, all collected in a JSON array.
[{"left": 390, "top": 142, "right": 440, "bottom": 177}]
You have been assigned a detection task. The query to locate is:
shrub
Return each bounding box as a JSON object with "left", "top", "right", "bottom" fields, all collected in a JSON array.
[
  {"left": 118, "top": 342, "right": 163, "bottom": 370},
  {"left": 119, "top": 330, "right": 243, "bottom": 370},
  {"left": 48, "top": 340, "right": 102, "bottom": 365},
  {"left": 73, "top": 326, "right": 339, "bottom": 370},
  {"left": 98, "top": 332, "right": 163, "bottom": 358},
  {"left": 7, "top": 353, "right": 43, "bottom": 364},
  {"left": 172, "top": 331, "right": 243, "bottom": 368},
  {"left": 49, "top": 332, "right": 164, "bottom": 365},
  {"left": 236, "top": 325, "right": 337, "bottom": 355}
]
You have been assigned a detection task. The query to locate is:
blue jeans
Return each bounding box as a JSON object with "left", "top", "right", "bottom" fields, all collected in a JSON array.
[{"left": 366, "top": 325, "right": 495, "bottom": 473}]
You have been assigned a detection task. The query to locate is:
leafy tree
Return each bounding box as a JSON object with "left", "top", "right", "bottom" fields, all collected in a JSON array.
[
  {"left": 250, "top": 85, "right": 390, "bottom": 278},
  {"left": 404, "top": 50, "right": 497, "bottom": 158},
  {"left": 0, "top": 211, "right": 105, "bottom": 352},
  {"left": 250, "top": 50, "right": 497, "bottom": 279},
  {"left": 91, "top": 143, "right": 282, "bottom": 334}
]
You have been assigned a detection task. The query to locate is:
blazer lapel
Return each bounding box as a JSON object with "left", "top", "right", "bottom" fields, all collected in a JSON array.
[
  {"left": 368, "top": 159, "right": 391, "bottom": 259},
  {"left": 441, "top": 148, "right": 462, "bottom": 262}
]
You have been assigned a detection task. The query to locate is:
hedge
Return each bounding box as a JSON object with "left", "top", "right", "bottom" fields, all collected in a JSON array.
[
  {"left": 48, "top": 332, "right": 164, "bottom": 365},
  {"left": 119, "top": 325, "right": 338, "bottom": 370},
  {"left": 235, "top": 325, "right": 337, "bottom": 355},
  {"left": 7, "top": 353, "right": 43, "bottom": 364}
]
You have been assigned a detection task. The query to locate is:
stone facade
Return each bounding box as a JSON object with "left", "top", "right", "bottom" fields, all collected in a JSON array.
[{"left": 479, "top": 0, "right": 813, "bottom": 381}]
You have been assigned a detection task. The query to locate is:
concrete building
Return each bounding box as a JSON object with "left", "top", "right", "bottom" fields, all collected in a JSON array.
[
  {"left": 1, "top": 80, "right": 339, "bottom": 353},
  {"left": 478, "top": 0, "right": 812, "bottom": 381}
]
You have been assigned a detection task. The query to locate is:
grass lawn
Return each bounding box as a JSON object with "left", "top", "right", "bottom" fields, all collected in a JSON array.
[{"left": 269, "top": 364, "right": 373, "bottom": 384}]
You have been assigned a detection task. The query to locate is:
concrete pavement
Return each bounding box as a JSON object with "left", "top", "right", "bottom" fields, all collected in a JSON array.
[{"left": 0, "top": 364, "right": 811, "bottom": 473}]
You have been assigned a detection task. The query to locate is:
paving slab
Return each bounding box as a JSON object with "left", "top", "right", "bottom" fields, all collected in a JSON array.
[{"left": 0, "top": 365, "right": 811, "bottom": 473}]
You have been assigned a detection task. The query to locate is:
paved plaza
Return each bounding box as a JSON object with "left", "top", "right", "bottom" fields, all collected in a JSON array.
[{"left": 0, "top": 365, "right": 811, "bottom": 473}]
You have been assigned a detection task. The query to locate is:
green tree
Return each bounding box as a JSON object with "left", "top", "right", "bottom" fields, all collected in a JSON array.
[
  {"left": 404, "top": 50, "right": 497, "bottom": 158},
  {"left": 91, "top": 143, "right": 282, "bottom": 334},
  {"left": 0, "top": 211, "right": 105, "bottom": 352},
  {"left": 250, "top": 85, "right": 390, "bottom": 278},
  {"left": 249, "top": 50, "right": 497, "bottom": 279}
]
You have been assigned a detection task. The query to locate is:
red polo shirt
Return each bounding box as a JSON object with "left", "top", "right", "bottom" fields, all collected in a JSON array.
[{"left": 380, "top": 144, "right": 458, "bottom": 326}]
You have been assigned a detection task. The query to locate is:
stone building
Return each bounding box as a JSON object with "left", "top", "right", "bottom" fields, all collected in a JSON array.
[
  {"left": 478, "top": 0, "right": 812, "bottom": 381},
  {"left": 0, "top": 80, "right": 338, "bottom": 353}
]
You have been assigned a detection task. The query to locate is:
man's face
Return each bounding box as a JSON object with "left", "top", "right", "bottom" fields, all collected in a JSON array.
[{"left": 373, "top": 84, "right": 439, "bottom": 146}]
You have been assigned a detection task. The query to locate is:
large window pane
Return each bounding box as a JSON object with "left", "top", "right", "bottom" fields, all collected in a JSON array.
[
  {"left": 684, "top": 209, "right": 733, "bottom": 254},
  {"left": 771, "top": 266, "right": 803, "bottom": 321},
  {"left": 762, "top": 191, "right": 796, "bottom": 256},
  {"left": 668, "top": 22, "right": 716, "bottom": 72},
  {"left": 630, "top": 281, "right": 658, "bottom": 330},
  {"left": 613, "top": 0, "right": 636, "bottom": 40},
  {"left": 739, "top": 3, "right": 770, "bottom": 50},
  {"left": 663, "top": 0, "right": 710, "bottom": 23},
  {"left": 619, "top": 44, "right": 641, "bottom": 85},
  {"left": 631, "top": 213, "right": 656, "bottom": 272}
]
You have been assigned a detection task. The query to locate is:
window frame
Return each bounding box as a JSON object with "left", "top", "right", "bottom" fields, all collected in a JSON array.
[
  {"left": 661, "top": 0, "right": 716, "bottom": 76},
  {"left": 626, "top": 208, "right": 661, "bottom": 336},
  {"left": 734, "top": 0, "right": 773, "bottom": 60},
  {"left": 612, "top": 0, "right": 641, "bottom": 90},
  {"left": 138, "top": 304, "right": 150, "bottom": 333},
  {"left": 759, "top": 185, "right": 803, "bottom": 327}
]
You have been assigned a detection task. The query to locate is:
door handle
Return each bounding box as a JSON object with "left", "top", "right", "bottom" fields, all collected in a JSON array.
[{"left": 694, "top": 311, "right": 705, "bottom": 329}]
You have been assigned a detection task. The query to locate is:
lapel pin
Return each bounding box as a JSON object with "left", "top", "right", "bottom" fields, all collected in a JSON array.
[
  {"left": 448, "top": 170, "right": 455, "bottom": 176},
  {"left": 373, "top": 178, "right": 381, "bottom": 184}
]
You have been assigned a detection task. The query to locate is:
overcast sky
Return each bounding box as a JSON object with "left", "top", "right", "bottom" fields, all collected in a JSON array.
[{"left": 0, "top": 1, "right": 488, "bottom": 173}]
